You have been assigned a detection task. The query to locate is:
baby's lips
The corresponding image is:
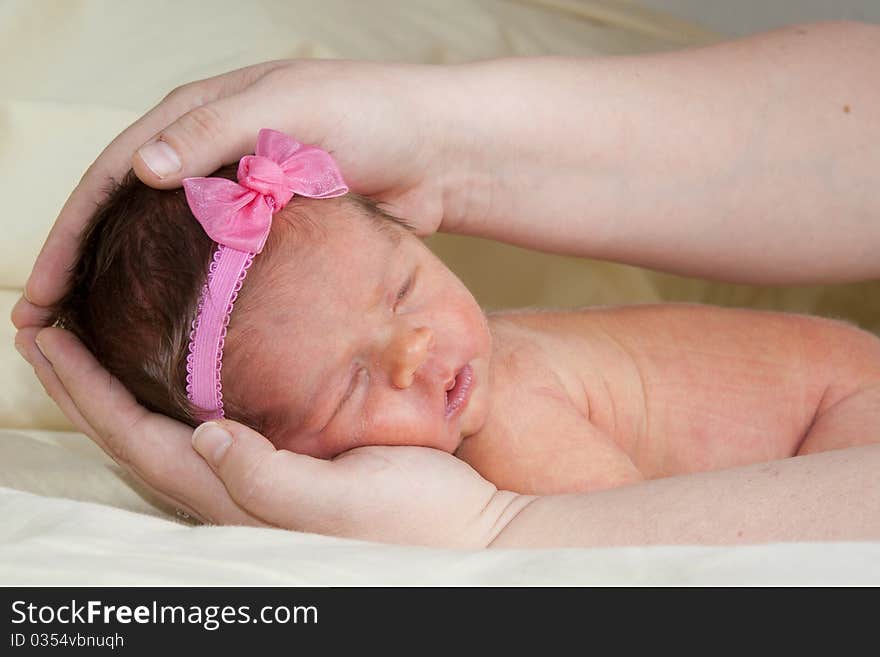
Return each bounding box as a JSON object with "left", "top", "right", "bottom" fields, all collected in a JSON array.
[
  {"left": 444, "top": 364, "right": 474, "bottom": 419},
  {"left": 441, "top": 367, "right": 459, "bottom": 417}
]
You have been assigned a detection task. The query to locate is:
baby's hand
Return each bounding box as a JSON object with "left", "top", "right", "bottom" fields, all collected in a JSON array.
[{"left": 191, "top": 421, "right": 532, "bottom": 548}]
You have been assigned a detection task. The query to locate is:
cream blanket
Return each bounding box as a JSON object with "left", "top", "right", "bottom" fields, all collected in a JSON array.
[{"left": 1, "top": 0, "right": 877, "bottom": 585}]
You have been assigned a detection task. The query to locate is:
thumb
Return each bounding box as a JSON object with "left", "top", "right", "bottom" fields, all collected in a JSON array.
[
  {"left": 132, "top": 93, "right": 267, "bottom": 188},
  {"left": 191, "top": 420, "right": 334, "bottom": 528},
  {"left": 191, "top": 419, "right": 272, "bottom": 473}
]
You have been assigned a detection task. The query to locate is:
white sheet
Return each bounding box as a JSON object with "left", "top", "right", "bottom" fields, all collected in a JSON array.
[
  {"left": 3, "top": 486, "right": 878, "bottom": 585},
  {"left": 1, "top": 427, "right": 877, "bottom": 585}
]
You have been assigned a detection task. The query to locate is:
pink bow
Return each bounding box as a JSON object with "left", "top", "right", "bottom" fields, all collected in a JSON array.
[{"left": 182, "top": 129, "right": 348, "bottom": 253}]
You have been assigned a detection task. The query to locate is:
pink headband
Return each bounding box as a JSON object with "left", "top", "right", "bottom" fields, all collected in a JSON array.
[{"left": 182, "top": 128, "right": 348, "bottom": 421}]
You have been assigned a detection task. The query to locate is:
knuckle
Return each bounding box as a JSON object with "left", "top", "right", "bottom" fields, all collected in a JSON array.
[
  {"left": 162, "top": 82, "right": 195, "bottom": 104},
  {"left": 102, "top": 424, "right": 129, "bottom": 463},
  {"left": 171, "top": 104, "right": 225, "bottom": 150},
  {"left": 184, "top": 104, "right": 225, "bottom": 139},
  {"left": 256, "top": 65, "right": 294, "bottom": 87},
  {"left": 223, "top": 61, "right": 278, "bottom": 94}
]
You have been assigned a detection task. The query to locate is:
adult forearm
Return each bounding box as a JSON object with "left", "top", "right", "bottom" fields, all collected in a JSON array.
[
  {"left": 437, "top": 21, "right": 880, "bottom": 285},
  {"left": 489, "top": 445, "right": 880, "bottom": 548}
]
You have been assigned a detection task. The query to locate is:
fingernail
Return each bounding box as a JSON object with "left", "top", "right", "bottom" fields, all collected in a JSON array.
[
  {"left": 192, "top": 422, "right": 232, "bottom": 465},
  {"left": 136, "top": 140, "right": 182, "bottom": 179}
]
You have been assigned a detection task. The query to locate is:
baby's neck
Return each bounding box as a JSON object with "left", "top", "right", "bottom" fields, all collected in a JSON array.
[
  {"left": 485, "top": 310, "right": 554, "bottom": 376},
  {"left": 475, "top": 311, "right": 565, "bottom": 435}
]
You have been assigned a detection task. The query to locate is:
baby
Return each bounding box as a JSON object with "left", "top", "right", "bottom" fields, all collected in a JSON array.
[{"left": 53, "top": 130, "right": 880, "bottom": 496}]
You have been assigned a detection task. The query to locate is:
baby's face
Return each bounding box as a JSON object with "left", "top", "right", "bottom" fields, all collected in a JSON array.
[{"left": 227, "top": 201, "right": 493, "bottom": 459}]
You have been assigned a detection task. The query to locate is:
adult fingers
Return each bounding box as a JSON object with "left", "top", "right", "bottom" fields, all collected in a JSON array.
[
  {"left": 131, "top": 60, "right": 291, "bottom": 188},
  {"left": 15, "top": 326, "right": 98, "bottom": 441},
  {"left": 24, "top": 60, "right": 288, "bottom": 310},
  {"left": 33, "top": 327, "right": 263, "bottom": 526},
  {"left": 33, "top": 327, "right": 149, "bottom": 461},
  {"left": 18, "top": 326, "right": 207, "bottom": 521},
  {"left": 131, "top": 86, "right": 279, "bottom": 190},
  {"left": 11, "top": 295, "right": 54, "bottom": 330},
  {"left": 192, "top": 420, "right": 340, "bottom": 533},
  {"left": 24, "top": 91, "right": 202, "bottom": 310}
]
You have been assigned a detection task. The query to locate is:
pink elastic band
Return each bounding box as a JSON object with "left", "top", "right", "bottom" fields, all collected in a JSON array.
[
  {"left": 185, "top": 246, "right": 254, "bottom": 420},
  {"left": 182, "top": 129, "right": 348, "bottom": 421}
]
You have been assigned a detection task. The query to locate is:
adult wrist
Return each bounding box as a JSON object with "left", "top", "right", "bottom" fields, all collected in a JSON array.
[
  {"left": 411, "top": 59, "right": 514, "bottom": 237},
  {"left": 427, "top": 56, "right": 600, "bottom": 243}
]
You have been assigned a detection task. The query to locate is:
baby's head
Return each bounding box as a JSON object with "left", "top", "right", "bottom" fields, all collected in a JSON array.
[{"left": 52, "top": 136, "right": 492, "bottom": 458}]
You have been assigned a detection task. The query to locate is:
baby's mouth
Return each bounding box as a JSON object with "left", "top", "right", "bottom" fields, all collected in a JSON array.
[{"left": 444, "top": 364, "right": 474, "bottom": 418}]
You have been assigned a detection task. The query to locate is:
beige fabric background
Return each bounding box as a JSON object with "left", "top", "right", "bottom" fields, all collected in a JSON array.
[{"left": 1, "top": 0, "right": 877, "bottom": 584}]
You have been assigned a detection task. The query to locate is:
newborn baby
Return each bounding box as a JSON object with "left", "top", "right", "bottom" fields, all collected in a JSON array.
[{"left": 53, "top": 134, "right": 880, "bottom": 496}]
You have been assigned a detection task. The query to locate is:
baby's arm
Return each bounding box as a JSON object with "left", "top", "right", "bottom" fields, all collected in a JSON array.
[
  {"left": 733, "top": 309, "right": 880, "bottom": 456},
  {"left": 799, "top": 381, "right": 880, "bottom": 455}
]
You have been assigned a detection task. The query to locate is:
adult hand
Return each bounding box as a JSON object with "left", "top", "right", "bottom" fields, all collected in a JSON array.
[
  {"left": 16, "top": 326, "right": 260, "bottom": 526},
  {"left": 12, "top": 57, "right": 469, "bottom": 331},
  {"left": 189, "top": 421, "right": 528, "bottom": 548},
  {"left": 18, "top": 327, "right": 527, "bottom": 548}
]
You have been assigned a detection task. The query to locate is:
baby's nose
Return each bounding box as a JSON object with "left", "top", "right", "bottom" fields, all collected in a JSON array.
[{"left": 388, "top": 326, "right": 434, "bottom": 389}]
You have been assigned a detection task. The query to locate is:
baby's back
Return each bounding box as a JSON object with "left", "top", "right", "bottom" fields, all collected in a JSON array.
[{"left": 457, "top": 303, "right": 880, "bottom": 494}]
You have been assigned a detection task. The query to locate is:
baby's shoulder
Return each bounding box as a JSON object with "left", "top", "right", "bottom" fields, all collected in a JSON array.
[{"left": 486, "top": 307, "right": 619, "bottom": 378}]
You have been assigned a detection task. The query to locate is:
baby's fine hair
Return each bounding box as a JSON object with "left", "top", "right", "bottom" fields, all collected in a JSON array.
[{"left": 51, "top": 165, "right": 413, "bottom": 433}]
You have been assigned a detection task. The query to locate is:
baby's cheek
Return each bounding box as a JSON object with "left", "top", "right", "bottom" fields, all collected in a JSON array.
[
  {"left": 362, "top": 403, "right": 451, "bottom": 451},
  {"left": 273, "top": 396, "right": 448, "bottom": 456}
]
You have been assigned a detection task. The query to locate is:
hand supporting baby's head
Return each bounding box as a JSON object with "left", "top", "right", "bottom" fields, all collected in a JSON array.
[{"left": 52, "top": 154, "right": 493, "bottom": 459}]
